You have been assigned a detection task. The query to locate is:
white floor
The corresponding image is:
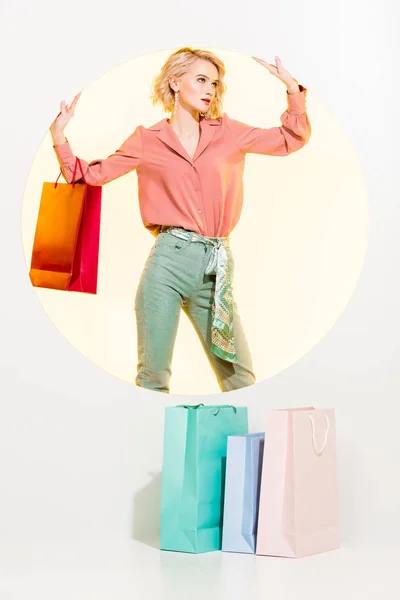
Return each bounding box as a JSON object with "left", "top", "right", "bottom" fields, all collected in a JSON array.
[{"left": 0, "top": 540, "right": 398, "bottom": 599}]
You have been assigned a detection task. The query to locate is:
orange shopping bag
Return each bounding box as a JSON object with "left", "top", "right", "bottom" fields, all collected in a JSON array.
[{"left": 29, "top": 158, "right": 102, "bottom": 294}]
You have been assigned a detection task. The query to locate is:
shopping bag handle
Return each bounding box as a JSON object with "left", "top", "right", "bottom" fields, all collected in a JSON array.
[
  {"left": 177, "top": 404, "right": 237, "bottom": 415},
  {"left": 54, "top": 157, "right": 87, "bottom": 189},
  {"left": 308, "top": 414, "right": 330, "bottom": 456},
  {"left": 212, "top": 405, "right": 237, "bottom": 416}
]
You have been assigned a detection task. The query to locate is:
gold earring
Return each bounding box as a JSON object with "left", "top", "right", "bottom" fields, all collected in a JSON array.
[{"left": 174, "top": 91, "right": 178, "bottom": 115}]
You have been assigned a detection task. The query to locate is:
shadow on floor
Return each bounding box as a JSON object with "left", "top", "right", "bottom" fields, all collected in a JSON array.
[{"left": 131, "top": 471, "right": 162, "bottom": 549}]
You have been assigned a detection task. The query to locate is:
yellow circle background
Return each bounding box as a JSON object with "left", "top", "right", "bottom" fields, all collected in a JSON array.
[{"left": 21, "top": 47, "right": 368, "bottom": 395}]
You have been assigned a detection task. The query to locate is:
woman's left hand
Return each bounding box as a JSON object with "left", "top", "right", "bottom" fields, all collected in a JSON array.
[{"left": 252, "top": 55, "right": 298, "bottom": 90}]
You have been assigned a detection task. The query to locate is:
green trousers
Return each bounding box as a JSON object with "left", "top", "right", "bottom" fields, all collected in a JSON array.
[{"left": 134, "top": 229, "right": 256, "bottom": 394}]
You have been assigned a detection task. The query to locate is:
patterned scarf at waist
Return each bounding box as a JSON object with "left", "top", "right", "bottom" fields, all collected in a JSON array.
[{"left": 162, "top": 226, "right": 237, "bottom": 364}]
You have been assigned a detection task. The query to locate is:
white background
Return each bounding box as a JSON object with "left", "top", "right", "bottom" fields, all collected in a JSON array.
[{"left": 0, "top": 0, "right": 399, "bottom": 597}]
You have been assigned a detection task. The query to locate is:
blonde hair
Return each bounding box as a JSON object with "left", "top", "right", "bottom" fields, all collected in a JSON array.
[{"left": 150, "top": 47, "right": 227, "bottom": 120}]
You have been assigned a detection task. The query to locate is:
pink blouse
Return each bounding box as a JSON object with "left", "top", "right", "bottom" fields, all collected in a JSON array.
[{"left": 53, "top": 85, "right": 311, "bottom": 237}]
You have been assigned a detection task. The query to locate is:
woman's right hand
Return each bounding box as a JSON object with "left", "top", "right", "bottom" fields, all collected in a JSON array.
[{"left": 50, "top": 92, "right": 82, "bottom": 134}]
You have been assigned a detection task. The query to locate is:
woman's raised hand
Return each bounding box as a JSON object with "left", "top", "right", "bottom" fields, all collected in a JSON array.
[
  {"left": 252, "top": 56, "right": 298, "bottom": 90},
  {"left": 50, "top": 92, "right": 82, "bottom": 133}
]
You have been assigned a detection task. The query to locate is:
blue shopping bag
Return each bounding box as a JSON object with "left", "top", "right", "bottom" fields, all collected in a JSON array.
[
  {"left": 160, "top": 404, "right": 248, "bottom": 553},
  {"left": 221, "top": 433, "right": 265, "bottom": 553}
]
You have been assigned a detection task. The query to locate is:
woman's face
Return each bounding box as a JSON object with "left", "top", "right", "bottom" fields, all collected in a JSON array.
[{"left": 171, "top": 59, "right": 220, "bottom": 116}]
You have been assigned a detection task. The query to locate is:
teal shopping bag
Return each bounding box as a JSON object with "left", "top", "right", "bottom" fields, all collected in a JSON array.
[{"left": 160, "top": 404, "right": 248, "bottom": 553}]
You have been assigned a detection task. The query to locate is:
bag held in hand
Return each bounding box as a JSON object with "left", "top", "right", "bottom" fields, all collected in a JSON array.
[{"left": 29, "top": 158, "right": 102, "bottom": 294}]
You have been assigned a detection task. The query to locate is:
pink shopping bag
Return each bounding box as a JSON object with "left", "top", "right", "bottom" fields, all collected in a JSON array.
[{"left": 256, "top": 407, "right": 340, "bottom": 558}]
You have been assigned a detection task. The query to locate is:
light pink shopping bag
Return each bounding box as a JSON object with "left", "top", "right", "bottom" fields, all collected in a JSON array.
[{"left": 256, "top": 407, "right": 339, "bottom": 558}]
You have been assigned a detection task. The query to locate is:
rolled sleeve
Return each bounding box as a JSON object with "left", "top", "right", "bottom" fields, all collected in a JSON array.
[
  {"left": 53, "top": 125, "right": 143, "bottom": 185},
  {"left": 230, "top": 85, "right": 311, "bottom": 156}
]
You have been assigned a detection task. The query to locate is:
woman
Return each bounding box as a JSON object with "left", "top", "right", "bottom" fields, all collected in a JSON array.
[{"left": 50, "top": 47, "right": 311, "bottom": 394}]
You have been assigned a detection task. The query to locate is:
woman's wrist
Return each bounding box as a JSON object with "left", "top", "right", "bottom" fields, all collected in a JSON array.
[
  {"left": 50, "top": 128, "right": 68, "bottom": 147},
  {"left": 286, "top": 78, "right": 300, "bottom": 94},
  {"left": 287, "top": 84, "right": 300, "bottom": 94}
]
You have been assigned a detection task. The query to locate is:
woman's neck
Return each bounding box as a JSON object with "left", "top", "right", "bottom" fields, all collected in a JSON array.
[{"left": 168, "top": 109, "right": 203, "bottom": 138}]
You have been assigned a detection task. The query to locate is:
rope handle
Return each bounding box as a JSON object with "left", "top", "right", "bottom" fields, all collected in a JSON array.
[
  {"left": 54, "top": 157, "right": 87, "bottom": 189},
  {"left": 308, "top": 413, "right": 330, "bottom": 456}
]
